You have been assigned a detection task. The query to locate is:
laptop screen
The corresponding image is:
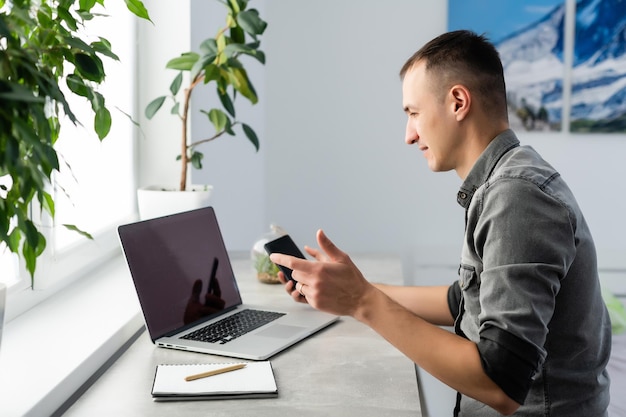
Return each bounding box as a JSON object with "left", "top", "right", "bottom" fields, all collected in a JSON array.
[{"left": 118, "top": 207, "right": 243, "bottom": 340}]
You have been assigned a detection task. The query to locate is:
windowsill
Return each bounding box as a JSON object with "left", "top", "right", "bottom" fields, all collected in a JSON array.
[{"left": 0, "top": 255, "right": 143, "bottom": 417}]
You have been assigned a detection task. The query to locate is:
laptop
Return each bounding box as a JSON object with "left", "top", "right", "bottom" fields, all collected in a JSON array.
[{"left": 118, "top": 206, "right": 338, "bottom": 360}]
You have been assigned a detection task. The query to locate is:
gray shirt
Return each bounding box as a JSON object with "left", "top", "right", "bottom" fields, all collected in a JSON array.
[{"left": 449, "top": 130, "right": 611, "bottom": 416}]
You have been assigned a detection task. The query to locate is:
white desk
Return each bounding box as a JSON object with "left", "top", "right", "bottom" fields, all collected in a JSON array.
[{"left": 64, "top": 255, "right": 421, "bottom": 417}]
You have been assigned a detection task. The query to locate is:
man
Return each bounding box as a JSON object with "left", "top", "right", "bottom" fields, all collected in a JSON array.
[{"left": 270, "top": 30, "right": 611, "bottom": 416}]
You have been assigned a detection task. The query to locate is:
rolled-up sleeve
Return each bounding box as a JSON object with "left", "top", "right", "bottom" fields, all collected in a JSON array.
[{"left": 447, "top": 280, "right": 461, "bottom": 319}]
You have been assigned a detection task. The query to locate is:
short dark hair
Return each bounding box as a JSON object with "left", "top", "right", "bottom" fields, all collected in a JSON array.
[{"left": 400, "top": 30, "right": 508, "bottom": 120}]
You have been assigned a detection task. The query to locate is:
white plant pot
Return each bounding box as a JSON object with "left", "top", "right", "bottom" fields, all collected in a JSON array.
[{"left": 137, "top": 185, "right": 213, "bottom": 220}]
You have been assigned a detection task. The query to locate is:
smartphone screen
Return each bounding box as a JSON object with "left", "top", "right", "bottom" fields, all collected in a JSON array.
[{"left": 264, "top": 234, "right": 305, "bottom": 284}]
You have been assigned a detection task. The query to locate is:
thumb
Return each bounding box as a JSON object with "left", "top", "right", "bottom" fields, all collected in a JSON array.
[{"left": 316, "top": 229, "right": 349, "bottom": 263}]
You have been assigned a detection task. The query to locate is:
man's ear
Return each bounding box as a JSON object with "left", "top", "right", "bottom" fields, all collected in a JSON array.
[{"left": 450, "top": 85, "right": 471, "bottom": 121}]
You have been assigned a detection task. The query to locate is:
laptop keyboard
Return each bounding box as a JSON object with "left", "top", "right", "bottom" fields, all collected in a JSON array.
[{"left": 182, "top": 309, "right": 286, "bottom": 344}]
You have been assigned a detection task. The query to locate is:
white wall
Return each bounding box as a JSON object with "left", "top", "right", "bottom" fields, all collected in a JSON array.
[
  {"left": 139, "top": 0, "right": 626, "bottom": 275},
  {"left": 189, "top": 0, "right": 462, "bottom": 264},
  {"left": 188, "top": 0, "right": 268, "bottom": 255},
  {"left": 137, "top": 0, "right": 191, "bottom": 189},
  {"left": 520, "top": 133, "right": 626, "bottom": 269}
]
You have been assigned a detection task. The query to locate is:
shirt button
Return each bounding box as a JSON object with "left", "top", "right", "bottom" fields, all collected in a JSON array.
[{"left": 458, "top": 192, "right": 468, "bottom": 200}]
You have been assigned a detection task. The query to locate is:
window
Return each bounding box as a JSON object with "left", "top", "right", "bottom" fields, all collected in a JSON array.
[{"left": 1, "top": 2, "right": 138, "bottom": 318}]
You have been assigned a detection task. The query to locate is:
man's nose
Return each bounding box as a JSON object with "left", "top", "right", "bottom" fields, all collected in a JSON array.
[{"left": 405, "top": 121, "right": 418, "bottom": 145}]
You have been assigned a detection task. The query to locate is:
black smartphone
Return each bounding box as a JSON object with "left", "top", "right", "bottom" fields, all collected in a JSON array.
[{"left": 264, "top": 234, "right": 305, "bottom": 284}]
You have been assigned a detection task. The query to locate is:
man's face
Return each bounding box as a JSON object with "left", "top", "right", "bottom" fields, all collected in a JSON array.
[{"left": 402, "top": 62, "right": 460, "bottom": 173}]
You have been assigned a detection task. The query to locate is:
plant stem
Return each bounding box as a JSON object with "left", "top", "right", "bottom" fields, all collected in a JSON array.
[
  {"left": 179, "top": 73, "right": 206, "bottom": 191},
  {"left": 188, "top": 123, "right": 239, "bottom": 148},
  {"left": 180, "top": 88, "right": 190, "bottom": 191}
]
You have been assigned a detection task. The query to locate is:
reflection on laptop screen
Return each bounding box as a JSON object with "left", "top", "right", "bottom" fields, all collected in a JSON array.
[{"left": 119, "top": 208, "right": 242, "bottom": 340}]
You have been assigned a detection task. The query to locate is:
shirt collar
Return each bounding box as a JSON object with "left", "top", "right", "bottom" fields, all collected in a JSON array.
[{"left": 456, "top": 129, "right": 520, "bottom": 208}]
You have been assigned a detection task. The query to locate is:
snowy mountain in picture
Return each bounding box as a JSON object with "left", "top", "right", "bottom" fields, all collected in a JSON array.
[
  {"left": 496, "top": 4, "right": 566, "bottom": 131},
  {"left": 570, "top": 0, "right": 626, "bottom": 132},
  {"left": 495, "top": 0, "right": 626, "bottom": 132}
]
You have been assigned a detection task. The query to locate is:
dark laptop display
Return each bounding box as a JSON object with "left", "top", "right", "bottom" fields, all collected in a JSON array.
[{"left": 119, "top": 208, "right": 242, "bottom": 340}]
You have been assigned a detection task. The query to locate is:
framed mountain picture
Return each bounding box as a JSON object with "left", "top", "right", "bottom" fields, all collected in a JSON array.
[
  {"left": 569, "top": 0, "right": 626, "bottom": 133},
  {"left": 448, "top": 0, "right": 626, "bottom": 134}
]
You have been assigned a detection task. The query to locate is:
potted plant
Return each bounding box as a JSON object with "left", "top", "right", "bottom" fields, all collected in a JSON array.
[
  {"left": 140, "top": 0, "right": 267, "bottom": 220},
  {"left": 250, "top": 224, "right": 286, "bottom": 284},
  {"left": 0, "top": 0, "right": 151, "bottom": 281}
]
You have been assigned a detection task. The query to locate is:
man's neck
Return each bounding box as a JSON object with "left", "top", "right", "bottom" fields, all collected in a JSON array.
[{"left": 455, "top": 122, "right": 510, "bottom": 180}]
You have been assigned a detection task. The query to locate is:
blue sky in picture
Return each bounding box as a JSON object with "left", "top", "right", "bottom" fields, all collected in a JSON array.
[{"left": 448, "top": 0, "right": 564, "bottom": 43}]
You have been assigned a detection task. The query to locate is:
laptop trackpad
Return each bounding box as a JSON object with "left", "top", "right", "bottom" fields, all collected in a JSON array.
[{"left": 256, "top": 324, "right": 305, "bottom": 339}]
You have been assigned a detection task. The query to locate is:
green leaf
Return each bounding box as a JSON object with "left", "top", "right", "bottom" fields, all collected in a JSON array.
[
  {"left": 190, "top": 151, "right": 204, "bottom": 169},
  {"left": 36, "top": 8, "right": 53, "bottom": 28},
  {"left": 124, "top": 0, "right": 152, "bottom": 22},
  {"left": 199, "top": 38, "right": 218, "bottom": 56},
  {"left": 76, "top": 10, "right": 95, "bottom": 21},
  {"left": 79, "top": 0, "right": 97, "bottom": 11},
  {"left": 39, "top": 144, "right": 60, "bottom": 176},
  {"left": 224, "top": 43, "right": 265, "bottom": 64},
  {"left": 206, "top": 108, "right": 228, "bottom": 132},
  {"left": 145, "top": 96, "right": 166, "bottom": 119},
  {"left": 22, "top": 228, "right": 47, "bottom": 280},
  {"left": 41, "top": 191, "right": 55, "bottom": 217},
  {"left": 203, "top": 64, "right": 221, "bottom": 84},
  {"left": 117, "top": 106, "right": 141, "bottom": 128},
  {"left": 237, "top": 9, "right": 268, "bottom": 37},
  {"left": 0, "top": 84, "right": 46, "bottom": 103},
  {"left": 57, "top": 6, "right": 78, "bottom": 31},
  {"left": 95, "top": 106, "right": 112, "bottom": 140},
  {"left": 191, "top": 53, "right": 217, "bottom": 81},
  {"left": 223, "top": 43, "right": 254, "bottom": 57},
  {"left": 225, "top": 119, "right": 236, "bottom": 135},
  {"left": 8, "top": 229, "right": 21, "bottom": 253},
  {"left": 66, "top": 74, "right": 90, "bottom": 97},
  {"left": 23, "top": 220, "right": 41, "bottom": 252},
  {"left": 91, "top": 38, "right": 119, "bottom": 61},
  {"left": 74, "top": 52, "right": 105, "bottom": 82},
  {"left": 63, "top": 224, "right": 94, "bottom": 240},
  {"left": 90, "top": 91, "right": 105, "bottom": 112},
  {"left": 65, "top": 36, "right": 97, "bottom": 54},
  {"left": 225, "top": 56, "right": 244, "bottom": 69},
  {"left": 227, "top": 67, "right": 257, "bottom": 103},
  {"left": 23, "top": 243, "right": 37, "bottom": 279},
  {"left": 170, "top": 72, "right": 183, "bottom": 95},
  {"left": 218, "top": 90, "right": 236, "bottom": 117},
  {"left": 252, "top": 49, "right": 265, "bottom": 65},
  {"left": 166, "top": 52, "right": 199, "bottom": 71},
  {"left": 171, "top": 102, "right": 180, "bottom": 115},
  {"left": 242, "top": 123, "right": 260, "bottom": 151},
  {"left": 230, "top": 26, "right": 245, "bottom": 44}
]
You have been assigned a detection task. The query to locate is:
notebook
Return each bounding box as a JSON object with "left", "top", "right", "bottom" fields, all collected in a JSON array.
[
  {"left": 151, "top": 361, "right": 278, "bottom": 401},
  {"left": 118, "top": 206, "right": 338, "bottom": 360}
]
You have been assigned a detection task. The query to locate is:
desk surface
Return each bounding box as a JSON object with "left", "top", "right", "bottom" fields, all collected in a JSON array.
[{"left": 64, "top": 255, "right": 421, "bottom": 417}]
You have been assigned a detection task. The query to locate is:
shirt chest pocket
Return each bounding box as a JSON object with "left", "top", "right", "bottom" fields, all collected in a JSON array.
[{"left": 459, "top": 264, "right": 482, "bottom": 325}]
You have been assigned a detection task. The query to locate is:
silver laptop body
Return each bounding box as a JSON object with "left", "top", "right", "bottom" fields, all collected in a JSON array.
[{"left": 118, "top": 206, "right": 338, "bottom": 360}]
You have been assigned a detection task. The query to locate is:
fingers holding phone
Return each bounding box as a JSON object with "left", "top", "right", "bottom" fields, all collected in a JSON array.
[{"left": 265, "top": 235, "right": 309, "bottom": 302}]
